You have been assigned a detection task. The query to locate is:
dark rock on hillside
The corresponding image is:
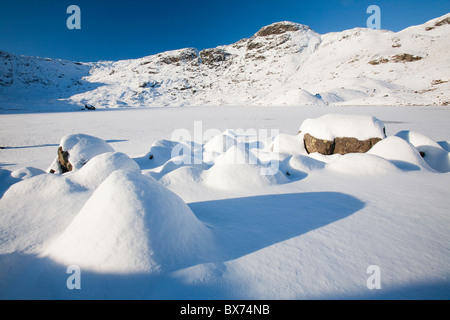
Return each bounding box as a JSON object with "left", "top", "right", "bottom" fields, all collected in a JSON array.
[
  {"left": 158, "top": 48, "right": 199, "bottom": 66},
  {"left": 425, "top": 17, "right": 450, "bottom": 30},
  {"left": 83, "top": 104, "right": 96, "bottom": 110},
  {"left": 256, "top": 22, "right": 302, "bottom": 37},
  {"left": 392, "top": 53, "right": 422, "bottom": 62},
  {"left": 200, "top": 48, "right": 231, "bottom": 67}
]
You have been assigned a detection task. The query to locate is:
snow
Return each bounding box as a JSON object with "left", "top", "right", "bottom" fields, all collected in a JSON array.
[
  {"left": 326, "top": 153, "right": 400, "bottom": 175},
  {"left": 367, "top": 136, "right": 433, "bottom": 171},
  {"left": 46, "top": 170, "right": 214, "bottom": 274},
  {"left": 395, "top": 130, "right": 450, "bottom": 173},
  {"left": 1, "top": 106, "right": 449, "bottom": 300}
]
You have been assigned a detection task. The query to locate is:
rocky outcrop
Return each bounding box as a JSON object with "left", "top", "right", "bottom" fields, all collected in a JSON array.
[
  {"left": 369, "top": 53, "right": 422, "bottom": 65},
  {"left": 157, "top": 48, "right": 199, "bottom": 66},
  {"left": 255, "top": 22, "right": 303, "bottom": 37},
  {"left": 392, "top": 53, "right": 422, "bottom": 62},
  {"left": 200, "top": 48, "right": 230, "bottom": 67},
  {"left": 425, "top": 17, "right": 450, "bottom": 30}
]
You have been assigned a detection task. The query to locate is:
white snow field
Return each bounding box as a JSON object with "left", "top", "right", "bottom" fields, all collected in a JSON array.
[{"left": 0, "top": 105, "right": 449, "bottom": 300}]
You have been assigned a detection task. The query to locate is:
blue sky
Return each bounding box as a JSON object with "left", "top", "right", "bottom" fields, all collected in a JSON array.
[{"left": 0, "top": 0, "right": 449, "bottom": 62}]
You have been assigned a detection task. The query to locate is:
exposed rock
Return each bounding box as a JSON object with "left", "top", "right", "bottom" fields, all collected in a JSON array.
[
  {"left": 369, "top": 58, "right": 389, "bottom": 65},
  {"left": 158, "top": 48, "right": 199, "bottom": 65},
  {"left": 334, "top": 137, "right": 382, "bottom": 155},
  {"left": 369, "top": 53, "right": 422, "bottom": 65},
  {"left": 200, "top": 48, "right": 230, "bottom": 67},
  {"left": 434, "top": 17, "right": 450, "bottom": 27},
  {"left": 256, "top": 22, "right": 302, "bottom": 37},
  {"left": 83, "top": 104, "right": 96, "bottom": 110},
  {"left": 303, "top": 134, "right": 382, "bottom": 155},
  {"left": 303, "top": 133, "right": 335, "bottom": 155},
  {"left": 247, "top": 41, "right": 266, "bottom": 51},
  {"left": 392, "top": 53, "right": 422, "bottom": 62},
  {"left": 431, "top": 79, "right": 448, "bottom": 85},
  {"left": 57, "top": 146, "right": 73, "bottom": 173}
]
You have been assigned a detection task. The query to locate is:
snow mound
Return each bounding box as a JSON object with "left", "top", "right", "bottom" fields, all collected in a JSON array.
[
  {"left": 395, "top": 131, "right": 450, "bottom": 173},
  {"left": 438, "top": 141, "right": 450, "bottom": 152},
  {"left": 48, "top": 134, "right": 114, "bottom": 173},
  {"left": 204, "top": 164, "right": 287, "bottom": 191},
  {"left": 0, "top": 173, "right": 89, "bottom": 254},
  {"left": 368, "top": 136, "right": 433, "bottom": 171},
  {"left": 270, "top": 133, "right": 307, "bottom": 156},
  {"left": 160, "top": 166, "right": 204, "bottom": 188},
  {"left": 143, "top": 139, "right": 189, "bottom": 168},
  {"left": 150, "top": 155, "right": 211, "bottom": 180},
  {"left": 326, "top": 153, "right": 400, "bottom": 175},
  {"left": 280, "top": 154, "right": 326, "bottom": 177},
  {"left": 204, "top": 145, "right": 288, "bottom": 191},
  {"left": 11, "top": 167, "right": 45, "bottom": 180},
  {"left": 299, "top": 114, "right": 386, "bottom": 141},
  {"left": 203, "top": 130, "right": 262, "bottom": 163},
  {"left": 214, "top": 144, "right": 259, "bottom": 165},
  {"left": 46, "top": 170, "right": 213, "bottom": 273},
  {"left": 0, "top": 153, "right": 140, "bottom": 254},
  {"left": 70, "top": 152, "right": 141, "bottom": 189},
  {"left": 203, "top": 132, "right": 238, "bottom": 155}
]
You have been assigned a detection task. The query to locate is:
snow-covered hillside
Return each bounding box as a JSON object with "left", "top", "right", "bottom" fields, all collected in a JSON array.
[{"left": 1, "top": 14, "right": 449, "bottom": 111}]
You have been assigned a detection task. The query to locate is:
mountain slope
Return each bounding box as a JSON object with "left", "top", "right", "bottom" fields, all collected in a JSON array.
[{"left": 0, "top": 14, "right": 449, "bottom": 111}]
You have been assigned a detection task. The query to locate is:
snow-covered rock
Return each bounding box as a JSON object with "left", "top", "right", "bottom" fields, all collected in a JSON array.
[
  {"left": 48, "top": 134, "right": 114, "bottom": 174},
  {"left": 299, "top": 114, "right": 386, "bottom": 155}
]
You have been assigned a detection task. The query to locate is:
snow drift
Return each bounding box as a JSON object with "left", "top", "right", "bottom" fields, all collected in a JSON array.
[{"left": 46, "top": 170, "right": 213, "bottom": 273}]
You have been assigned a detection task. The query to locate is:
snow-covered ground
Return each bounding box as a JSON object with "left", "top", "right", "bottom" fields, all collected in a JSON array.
[{"left": 0, "top": 105, "right": 449, "bottom": 299}]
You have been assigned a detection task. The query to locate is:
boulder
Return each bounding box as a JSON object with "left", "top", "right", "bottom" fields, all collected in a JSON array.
[
  {"left": 334, "top": 137, "right": 382, "bottom": 155},
  {"left": 299, "top": 114, "right": 386, "bottom": 155},
  {"left": 303, "top": 133, "right": 334, "bottom": 155},
  {"left": 57, "top": 146, "right": 73, "bottom": 173}
]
